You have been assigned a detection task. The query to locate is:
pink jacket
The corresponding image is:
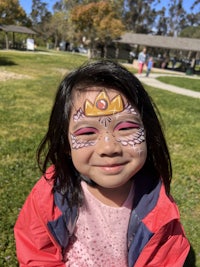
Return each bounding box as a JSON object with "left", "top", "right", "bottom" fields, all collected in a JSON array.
[{"left": 14, "top": 167, "right": 190, "bottom": 266}]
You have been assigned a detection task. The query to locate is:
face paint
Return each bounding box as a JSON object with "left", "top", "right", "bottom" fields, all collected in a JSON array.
[
  {"left": 123, "top": 103, "right": 137, "bottom": 116},
  {"left": 134, "top": 147, "right": 144, "bottom": 156},
  {"left": 70, "top": 90, "right": 145, "bottom": 150},
  {"left": 98, "top": 116, "right": 112, "bottom": 128},
  {"left": 84, "top": 90, "right": 124, "bottom": 116},
  {"left": 70, "top": 133, "right": 97, "bottom": 149},
  {"left": 104, "top": 136, "right": 110, "bottom": 142},
  {"left": 116, "top": 127, "right": 145, "bottom": 147},
  {"left": 73, "top": 108, "right": 85, "bottom": 122}
]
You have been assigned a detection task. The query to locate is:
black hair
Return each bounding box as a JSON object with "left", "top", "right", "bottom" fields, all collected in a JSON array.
[{"left": 37, "top": 60, "right": 172, "bottom": 207}]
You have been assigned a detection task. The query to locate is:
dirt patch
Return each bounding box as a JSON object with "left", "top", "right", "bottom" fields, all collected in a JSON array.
[
  {"left": 55, "top": 68, "right": 70, "bottom": 76},
  {"left": 0, "top": 70, "right": 30, "bottom": 81}
]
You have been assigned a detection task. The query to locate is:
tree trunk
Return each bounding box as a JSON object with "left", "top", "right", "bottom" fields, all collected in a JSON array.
[{"left": 5, "top": 32, "right": 9, "bottom": 49}]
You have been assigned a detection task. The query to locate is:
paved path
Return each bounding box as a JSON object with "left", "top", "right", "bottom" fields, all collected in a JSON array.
[{"left": 135, "top": 73, "right": 200, "bottom": 99}]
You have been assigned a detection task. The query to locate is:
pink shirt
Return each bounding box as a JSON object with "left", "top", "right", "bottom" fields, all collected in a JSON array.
[{"left": 65, "top": 181, "right": 134, "bottom": 267}]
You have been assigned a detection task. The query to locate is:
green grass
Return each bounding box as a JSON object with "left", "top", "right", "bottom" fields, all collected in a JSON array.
[
  {"left": 0, "top": 50, "right": 200, "bottom": 266},
  {"left": 144, "top": 86, "right": 200, "bottom": 266},
  {"left": 157, "top": 76, "right": 200, "bottom": 92}
]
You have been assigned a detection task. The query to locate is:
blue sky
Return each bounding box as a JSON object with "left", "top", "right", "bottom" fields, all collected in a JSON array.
[
  {"left": 19, "top": 0, "right": 197, "bottom": 15},
  {"left": 19, "top": 0, "right": 56, "bottom": 14}
]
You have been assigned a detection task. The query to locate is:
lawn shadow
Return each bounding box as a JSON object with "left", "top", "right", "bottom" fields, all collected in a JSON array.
[{"left": 0, "top": 56, "right": 17, "bottom": 66}]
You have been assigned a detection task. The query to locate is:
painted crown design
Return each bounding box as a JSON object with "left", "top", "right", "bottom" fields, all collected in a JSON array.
[{"left": 84, "top": 91, "right": 124, "bottom": 116}]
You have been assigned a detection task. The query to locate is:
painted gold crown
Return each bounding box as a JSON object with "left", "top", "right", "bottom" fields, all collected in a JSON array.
[{"left": 84, "top": 91, "right": 124, "bottom": 116}]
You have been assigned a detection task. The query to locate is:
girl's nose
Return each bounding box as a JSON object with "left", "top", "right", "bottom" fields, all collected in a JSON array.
[{"left": 95, "top": 133, "right": 122, "bottom": 156}]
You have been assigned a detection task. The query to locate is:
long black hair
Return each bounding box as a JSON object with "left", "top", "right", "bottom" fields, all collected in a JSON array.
[{"left": 37, "top": 60, "right": 172, "bottom": 207}]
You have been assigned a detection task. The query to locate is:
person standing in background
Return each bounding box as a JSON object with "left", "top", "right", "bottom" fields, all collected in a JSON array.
[
  {"left": 146, "top": 57, "right": 154, "bottom": 77},
  {"left": 138, "top": 47, "right": 147, "bottom": 75}
]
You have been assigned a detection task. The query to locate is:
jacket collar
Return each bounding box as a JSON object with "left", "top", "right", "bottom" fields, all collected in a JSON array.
[{"left": 47, "top": 190, "right": 78, "bottom": 252}]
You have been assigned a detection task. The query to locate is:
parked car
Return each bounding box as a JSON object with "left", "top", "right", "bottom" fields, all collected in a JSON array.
[
  {"left": 59, "top": 41, "right": 70, "bottom": 51},
  {"left": 166, "top": 58, "right": 189, "bottom": 72},
  {"left": 72, "top": 46, "right": 88, "bottom": 54},
  {"left": 194, "top": 59, "right": 200, "bottom": 74}
]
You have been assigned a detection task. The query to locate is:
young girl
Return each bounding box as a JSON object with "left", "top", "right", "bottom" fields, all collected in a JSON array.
[
  {"left": 146, "top": 56, "right": 154, "bottom": 77},
  {"left": 14, "top": 60, "right": 190, "bottom": 266}
]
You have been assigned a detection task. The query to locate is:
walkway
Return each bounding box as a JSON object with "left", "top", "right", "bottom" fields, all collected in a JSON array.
[
  {"left": 136, "top": 73, "right": 200, "bottom": 99},
  {"left": 124, "top": 62, "right": 200, "bottom": 99}
]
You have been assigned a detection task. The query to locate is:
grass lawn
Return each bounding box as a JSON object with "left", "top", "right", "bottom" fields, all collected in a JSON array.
[
  {"left": 0, "top": 50, "right": 200, "bottom": 266},
  {"left": 157, "top": 75, "right": 200, "bottom": 92}
]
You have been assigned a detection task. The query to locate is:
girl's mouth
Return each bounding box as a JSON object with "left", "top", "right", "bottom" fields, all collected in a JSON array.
[{"left": 98, "top": 164, "right": 125, "bottom": 174}]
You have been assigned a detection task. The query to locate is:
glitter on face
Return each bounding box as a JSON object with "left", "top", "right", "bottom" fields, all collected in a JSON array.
[{"left": 104, "top": 136, "right": 110, "bottom": 142}]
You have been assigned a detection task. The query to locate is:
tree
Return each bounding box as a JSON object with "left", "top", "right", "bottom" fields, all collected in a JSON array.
[
  {"left": 180, "top": 26, "right": 200, "bottom": 38},
  {"left": 123, "top": 0, "right": 158, "bottom": 33},
  {"left": 30, "top": 0, "right": 51, "bottom": 26},
  {"left": 167, "top": 0, "right": 187, "bottom": 36},
  {"left": 191, "top": 0, "right": 200, "bottom": 8},
  {"left": 47, "top": 1, "right": 81, "bottom": 49},
  {"left": 47, "top": 11, "right": 69, "bottom": 48},
  {"left": 156, "top": 7, "right": 168, "bottom": 35},
  {"left": 0, "top": 0, "right": 27, "bottom": 25},
  {"left": 30, "top": 0, "right": 53, "bottom": 44},
  {"left": 70, "top": 1, "right": 125, "bottom": 58},
  {"left": 186, "top": 0, "right": 200, "bottom": 27}
]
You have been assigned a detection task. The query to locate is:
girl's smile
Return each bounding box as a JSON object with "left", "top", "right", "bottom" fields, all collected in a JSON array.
[{"left": 94, "top": 162, "right": 127, "bottom": 175}]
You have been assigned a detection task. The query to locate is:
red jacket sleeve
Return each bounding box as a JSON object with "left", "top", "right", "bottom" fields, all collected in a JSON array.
[
  {"left": 14, "top": 177, "right": 65, "bottom": 267},
  {"left": 134, "top": 219, "right": 190, "bottom": 267}
]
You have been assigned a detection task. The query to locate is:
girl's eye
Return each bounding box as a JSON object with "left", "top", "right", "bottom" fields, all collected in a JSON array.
[
  {"left": 73, "top": 127, "right": 98, "bottom": 136},
  {"left": 114, "top": 121, "right": 140, "bottom": 131}
]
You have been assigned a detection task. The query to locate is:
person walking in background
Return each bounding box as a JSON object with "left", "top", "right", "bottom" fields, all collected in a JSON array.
[
  {"left": 14, "top": 60, "right": 190, "bottom": 267},
  {"left": 146, "top": 56, "right": 154, "bottom": 77},
  {"left": 138, "top": 47, "right": 147, "bottom": 74}
]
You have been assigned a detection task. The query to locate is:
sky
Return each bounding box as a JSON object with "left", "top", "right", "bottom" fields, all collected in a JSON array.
[
  {"left": 19, "top": 0, "right": 197, "bottom": 15},
  {"left": 19, "top": 0, "right": 57, "bottom": 14}
]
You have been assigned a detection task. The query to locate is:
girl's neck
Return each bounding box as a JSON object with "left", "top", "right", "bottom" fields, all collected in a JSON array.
[{"left": 86, "top": 180, "right": 133, "bottom": 207}]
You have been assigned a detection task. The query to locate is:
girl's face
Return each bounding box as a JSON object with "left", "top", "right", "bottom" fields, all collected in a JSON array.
[{"left": 68, "top": 87, "right": 147, "bottom": 190}]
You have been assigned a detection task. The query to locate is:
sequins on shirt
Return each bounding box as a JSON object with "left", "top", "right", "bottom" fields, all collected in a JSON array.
[{"left": 65, "top": 181, "right": 134, "bottom": 267}]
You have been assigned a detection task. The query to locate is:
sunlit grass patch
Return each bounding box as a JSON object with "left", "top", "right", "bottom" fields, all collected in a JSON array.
[{"left": 157, "top": 76, "right": 200, "bottom": 92}]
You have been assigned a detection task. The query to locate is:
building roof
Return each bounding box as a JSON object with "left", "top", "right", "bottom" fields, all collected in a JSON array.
[
  {"left": 0, "top": 24, "right": 37, "bottom": 35},
  {"left": 116, "top": 32, "right": 200, "bottom": 52}
]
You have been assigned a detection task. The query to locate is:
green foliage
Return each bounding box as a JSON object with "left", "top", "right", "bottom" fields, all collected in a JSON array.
[
  {"left": 70, "top": 2, "right": 125, "bottom": 44},
  {"left": 180, "top": 26, "right": 200, "bottom": 39},
  {"left": 0, "top": 50, "right": 200, "bottom": 266},
  {"left": 125, "top": 0, "right": 158, "bottom": 33},
  {"left": 0, "top": 0, "right": 29, "bottom": 25}
]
